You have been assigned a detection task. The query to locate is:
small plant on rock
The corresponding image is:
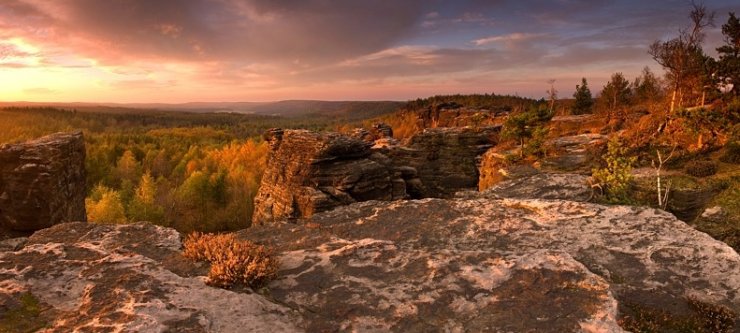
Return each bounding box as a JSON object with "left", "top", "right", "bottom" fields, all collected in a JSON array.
[{"left": 183, "top": 232, "right": 279, "bottom": 289}]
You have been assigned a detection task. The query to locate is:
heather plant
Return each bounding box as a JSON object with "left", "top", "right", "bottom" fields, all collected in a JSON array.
[{"left": 183, "top": 232, "right": 279, "bottom": 289}]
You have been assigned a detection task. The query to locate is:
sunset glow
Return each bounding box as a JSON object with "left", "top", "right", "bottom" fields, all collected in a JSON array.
[{"left": 1, "top": 0, "right": 738, "bottom": 103}]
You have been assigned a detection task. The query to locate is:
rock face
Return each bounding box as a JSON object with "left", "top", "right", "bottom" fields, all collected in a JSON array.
[
  {"left": 0, "top": 132, "right": 86, "bottom": 234},
  {"left": 0, "top": 222, "right": 301, "bottom": 332},
  {"left": 240, "top": 198, "right": 739, "bottom": 332},
  {"left": 253, "top": 127, "right": 498, "bottom": 224},
  {"left": 542, "top": 133, "right": 607, "bottom": 173},
  {"left": 387, "top": 126, "right": 500, "bottom": 198},
  {"left": 2, "top": 199, "right": 738, "bottom": 332},
  {"left": 252, "top": 129, "right": 406, "bottom": 225}
]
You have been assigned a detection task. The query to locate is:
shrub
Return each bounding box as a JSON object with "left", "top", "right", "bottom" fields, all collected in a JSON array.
[
  {"left": 591, "top": 138, "right": 636, "bottom": 203},
  {"left": 685, "top": 160, "right": 718, "bottom": 177},
  {"left": 720, "top": 141, "right": 740, "bottom": 164},
  {"left": 183, "top": 232, "right": 279, "bottom": 289}
]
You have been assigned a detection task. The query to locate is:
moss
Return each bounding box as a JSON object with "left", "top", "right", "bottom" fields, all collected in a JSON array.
[
  {"left": 0, "top": 292, "right": 47, "bottom": 333},
  {"left": 685, "top": 160, "right": 718, "bottom": 177},
  {"left": 618, "top": 297, "right": 736, "bottom": 333}
]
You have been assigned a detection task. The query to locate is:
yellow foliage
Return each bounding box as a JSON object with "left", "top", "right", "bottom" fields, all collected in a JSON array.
[{"left": 182, "top": 232, "right": 279, "bottom": 289}]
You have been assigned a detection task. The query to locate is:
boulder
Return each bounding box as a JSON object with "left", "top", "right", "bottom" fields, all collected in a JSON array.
[
  {"left": 0, "top": 222, "right": 301, "bottom": 332},
  {"left": 0, "top": 132, "right": 86, "bottom": 234},
  {"left": 238, "top": 198, "right": 740, "bottom": 332}
]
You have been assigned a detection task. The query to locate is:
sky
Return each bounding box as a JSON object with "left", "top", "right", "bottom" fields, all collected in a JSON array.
[{"left": 1, "top": 0, "right": 739, "bottom": 103}]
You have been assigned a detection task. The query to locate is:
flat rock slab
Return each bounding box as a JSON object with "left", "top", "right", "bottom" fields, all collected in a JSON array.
[
  {"left": 0, "top": 222, "right": 301, "bottom": 332},
  {"left": 240, "top": 198, "right": 740, "bottom": 332}
]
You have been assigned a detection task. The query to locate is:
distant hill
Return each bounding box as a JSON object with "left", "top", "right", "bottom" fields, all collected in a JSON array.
[{"left": 0, "top": 100, "right": 404, "bottom": 119}]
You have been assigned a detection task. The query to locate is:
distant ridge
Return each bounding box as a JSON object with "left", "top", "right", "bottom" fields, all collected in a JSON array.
[{"left": 0, "top": 100, "right": 403, "bottom": 119}]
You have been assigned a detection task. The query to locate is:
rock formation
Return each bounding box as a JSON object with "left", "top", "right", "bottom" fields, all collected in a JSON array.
[
  {"left": 0, "top": 222, "right": 301, "bottom": 332},
  {"left": 0, "top": 132, "right": 86, "bottom": 235},
  {"left": 253, "top": 126, "right": 499, "bottom": 224},
  {"left": 3, "top": 198, "right": 737, "bottom": 331}
]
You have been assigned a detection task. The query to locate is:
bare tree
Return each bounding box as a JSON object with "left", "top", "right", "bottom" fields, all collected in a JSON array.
[
  {"left": 652, "top": 145, "right": 677, "bottom": 209},
  {"left": 649, "top": 1, "right": 715, "bottom": 112},
  {"left": 546, "top": 79, "right": 557, "bottom": 112}
]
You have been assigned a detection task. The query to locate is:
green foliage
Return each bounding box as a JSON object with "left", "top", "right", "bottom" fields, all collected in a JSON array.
[
  {"left": 685, "top": 160, "right": 718, "bottom": 177},
  {"left": 182, "top": 233, "right": 279, "bottom": 289},
  {"left": 591, "top": 138, "right": 636, "bottom": 203},
  {"left": 0, "top": 292, "right": 47, "bottom": 333},
  {"left": 403, "top": 93, "right": 536, "bottom": 113},
  {"left": 571, "top": 77, "right": 594, "bottom": 114},
  {"left": 716, "top": 12, "right": 740, "bottom": 97},
  {"left": 501, "top": 104, "right": 553, "bottom": 158}
]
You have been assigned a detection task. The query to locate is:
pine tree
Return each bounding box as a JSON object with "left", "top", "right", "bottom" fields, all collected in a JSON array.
[
  {"left": 601, "top": 72, "right": 632, "bottom": 112},
  {"left": 572, "top": 78, "right": 594, "bottom": 115}
]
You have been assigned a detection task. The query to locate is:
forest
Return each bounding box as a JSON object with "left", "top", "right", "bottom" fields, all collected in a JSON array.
[{"left": 0, "top": 107, "right": 351, "bottom": 232}]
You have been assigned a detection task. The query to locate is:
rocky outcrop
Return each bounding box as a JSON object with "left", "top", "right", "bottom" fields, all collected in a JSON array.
[
  {"left": 3, "top": 199, "right": 738, "bottom": 332},
  {"left": 0, "top": 222, "right": 301, "bottom": 332},
  {"left": 414, "top": 103, "right": 506, "bottom": 129},
  {"left": 252, "top": 129, "right": 407, "bottom": 225},
  {"left": 386, "top": 126, "right": 500, "bottom": 198},
  {"left": 253, "top": 127, "right": 499, "bottom": 224},
  {"left": 548, "top": 114, "right": 607, "bottom": 137},
  {"left": 542, "top": 133, "right": 607, "bottom": 173},
  {"left": 241, "top": 198, "right": 738, "bottom": 332},
  {"left": 0, "top": 132, "right": 86, "bottom": 235}
]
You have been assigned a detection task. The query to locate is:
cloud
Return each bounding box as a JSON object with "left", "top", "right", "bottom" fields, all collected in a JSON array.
[{"left": 473, "top": 33, "right": 547, "bottom": 46}]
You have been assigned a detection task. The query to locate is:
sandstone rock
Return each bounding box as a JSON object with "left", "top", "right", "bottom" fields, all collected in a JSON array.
[
  {"left": 0, "top": 132, "right": 86, "bottom": 233},
  {"left": 0, "top": 222, "right": 301, "bottom": 332},
  {"left": 238, "top": 198, "right": 740, "bottom": 332},
  {"left": 481, "top": 173, "right": 592, "bottom": 201},
  {"left": 254, "top": 127, "right": 499, "bottom": 224},
  {"left": 477, "top": 147, "right": 540, "bottom": 191},
  {"left": 387, "top": 126, "right": 500, "bottom": 198},
  {"left": 542, "top": 133, "right": 607, "bottom": 173},
  {"left": 252, "top": 130, "right": 407, "bottom": 224},
  {"left": 548, "top": 114, "right": 607, "bottom": 137}
]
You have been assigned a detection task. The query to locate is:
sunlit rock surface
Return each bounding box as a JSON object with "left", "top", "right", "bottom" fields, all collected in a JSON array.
[
  {"left": 240, "top": 198, "right": 740, "bottom": 332},
  {"left": 2, "top": 198, "right": 738, "bottom": 332},
  {"left": 0, "top": 132, "right": 86, "bottom": 235},
  {"left": 0, "top": 222, "right": 301, "bottom": 332}
]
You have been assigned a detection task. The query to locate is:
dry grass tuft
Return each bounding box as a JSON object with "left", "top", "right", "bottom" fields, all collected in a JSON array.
[{"left": 183, "top": 232, "right": 279, "bottom": 289}]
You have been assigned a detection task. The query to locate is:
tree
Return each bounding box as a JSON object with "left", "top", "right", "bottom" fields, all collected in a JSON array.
[
  {"left": 115, "top": 150, "right": 141, "bottom": 185},
  {"left": 649, "top": 1, "right": 715, "bottom": 111},
  {"left": 501, "top": 104, "right": 553, "bottom": 157},
  {"left": 601, "top": 72, "right": 632, "bottom": 111},
  {"left": 86, "top": 184, "right": 128, "bottom": 224},
  {"left": 129, "top": 172, "right": 164, "bottom": 223},
  {"left": 546, "top": 79, "right": 558, "bottom": 112},
  {"left": 716, "top": 12, "right": 740, "bottom": 96},
  {"left": 631, "top": 67, "right": 663, "bottom": 104},
  {"left": 572, "top": 78, "right": 594, "bottom": 114}
]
